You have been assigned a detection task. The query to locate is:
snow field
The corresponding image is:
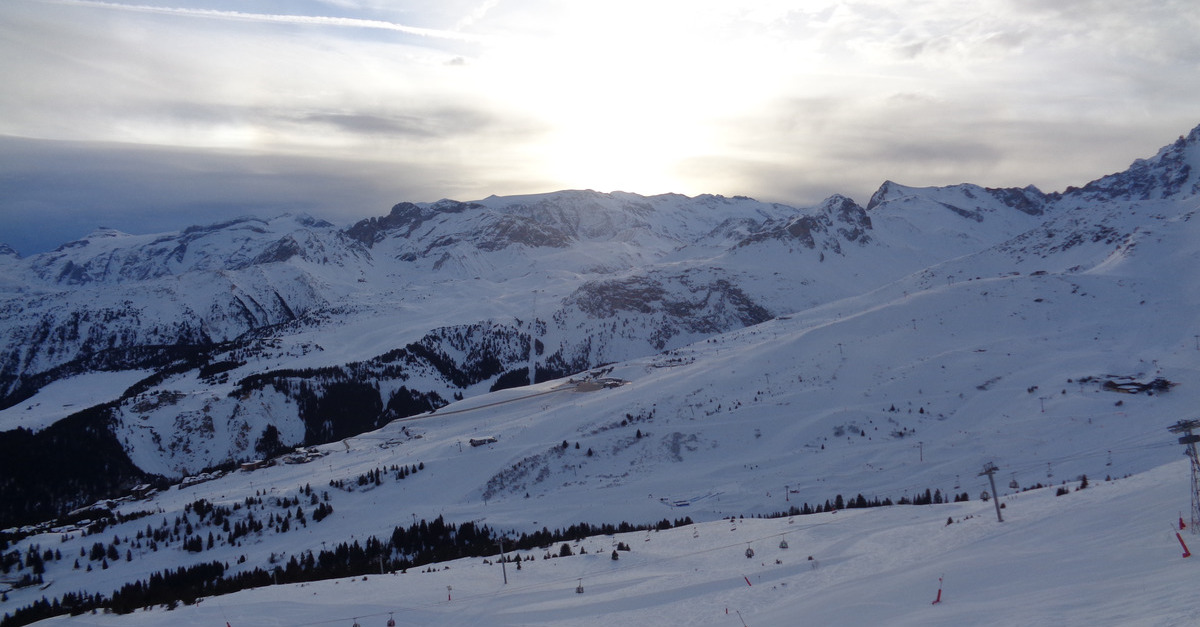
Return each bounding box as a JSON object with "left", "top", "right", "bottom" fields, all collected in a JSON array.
[
  {"left": 0, "top": 371, "right": 151, "bottom": 433},
  {"left": 28, "top": 460, "right": 1197, "bottom": 626}
]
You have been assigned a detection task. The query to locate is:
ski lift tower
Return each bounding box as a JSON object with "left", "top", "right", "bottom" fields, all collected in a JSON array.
[
  {"left": 978, "top": 462, "right": 1003, "bottom": 523},
  {"left": 1167, "top": 419, "right": 1200, "bottom": 533},
  {"left": 528, "top": 289, "right": 539, "bottom": 385}
]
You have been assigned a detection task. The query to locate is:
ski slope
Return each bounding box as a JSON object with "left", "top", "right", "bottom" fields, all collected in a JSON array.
[
  {"left": 28, "top": 461, "right": 1198, "bottom": 626},
  {"left": 0, "top": 370, "right": 150, "bottom": 433}
]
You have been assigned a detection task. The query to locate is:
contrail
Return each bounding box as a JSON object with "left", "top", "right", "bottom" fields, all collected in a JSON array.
[{"left": 43, "top": 0, "right": 475, "bottom": 40}]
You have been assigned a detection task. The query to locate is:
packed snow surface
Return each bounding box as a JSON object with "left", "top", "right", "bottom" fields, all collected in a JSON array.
[
  {"left": 0, "top": 370, "right": 149, "bottom": 432},
  {"left": 27, "top": 462, "right": 1199, "bottom": 626}
]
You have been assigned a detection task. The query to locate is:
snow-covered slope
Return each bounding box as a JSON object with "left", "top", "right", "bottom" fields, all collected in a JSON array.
[
  {"left": 20, "top": 462, "right": 1198, "bottom": 627},
  {"left": 0, "top": 175, "right": 1060, "bottom": 484}
]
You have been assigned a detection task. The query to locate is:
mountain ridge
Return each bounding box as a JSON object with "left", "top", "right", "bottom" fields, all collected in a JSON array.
[{"left": 0, "top": 123, "right": 1197, "bottom": 529}]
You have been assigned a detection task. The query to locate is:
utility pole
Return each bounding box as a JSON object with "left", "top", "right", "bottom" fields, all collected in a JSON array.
[
  {"left": 528, "top": 290, "right": 539, "bottom": 385},
  {"left": 499, "top": 538, "right": 508, "bottom": 585},
  {"left": 1167, "top": 419, "right": 1200, "bottom": 533},
  {"left": 979, "top": 462, "right": 1003, "bottom": 522}
]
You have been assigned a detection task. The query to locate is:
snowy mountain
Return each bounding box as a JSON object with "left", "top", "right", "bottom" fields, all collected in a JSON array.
[
  {"left": 2, "top": 123, "right": 1200, "bottom": 625},
  {"left": 0, "top": 177, "right": 1053, "bottom": 491},
  {"left": 1066, "top": 123, "right": 1200, "bottom": 202}
]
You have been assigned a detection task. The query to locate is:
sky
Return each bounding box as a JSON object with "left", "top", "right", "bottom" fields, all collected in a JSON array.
[{"left": 1, "top": 0, "right": 1198, "bottom": 255}]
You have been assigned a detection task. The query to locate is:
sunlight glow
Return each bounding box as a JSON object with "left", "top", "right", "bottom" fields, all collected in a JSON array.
[{"left": 473, "top": 1, "right": 802, "bottom": 194}]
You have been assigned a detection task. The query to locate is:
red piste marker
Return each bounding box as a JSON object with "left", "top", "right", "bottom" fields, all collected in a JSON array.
[{"left": 931, "top": 576, "right": 943, "bottom": 605}]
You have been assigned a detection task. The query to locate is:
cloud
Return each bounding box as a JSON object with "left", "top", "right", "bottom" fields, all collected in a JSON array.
[
  {"left": 0, "top": 2, "right": 502, "bottom": 147},
  {"left": 298, "top": 108, "right": 499, "bottom": 139},
  {"left": 454, "top": 0, "right": 501, "bottom": 30},
  {"left": 0, "top": 132, "right": 563, "bottom": 255},
  {"left": 42, "top": 0, "right": 475, "bottom": 40},
  {"left": 0, "top": 137, "right": 370, "bottom": 253}
]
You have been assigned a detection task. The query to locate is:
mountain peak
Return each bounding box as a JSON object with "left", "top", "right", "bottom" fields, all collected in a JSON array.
[
  {"left": 865, "top": 180, "right": 905, "bottom": 210},
  {"left": 1068, "top": 123, "right": 1200, "bottom": 201},
  {"left": 817, "top": 194, "right": 870, "bottom": 224},
  {"left": 865, "top": 180, "right": 1047, "bottom": 220},
  {"left": 86, "top": 226, "right": 130, "bottom": 239}
]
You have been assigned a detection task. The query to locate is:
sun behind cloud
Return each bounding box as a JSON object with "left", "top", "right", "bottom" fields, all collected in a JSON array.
[{"left": 469, "top": 1, "right": 795, "bottom": 196}]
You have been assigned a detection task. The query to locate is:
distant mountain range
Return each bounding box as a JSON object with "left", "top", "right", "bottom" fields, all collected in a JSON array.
[{"left": 0, "top": 122, "right": 1197, "bottom": 530}]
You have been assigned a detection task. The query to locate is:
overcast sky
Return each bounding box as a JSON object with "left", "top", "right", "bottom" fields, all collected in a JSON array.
[{"left": 2, "top": 0, "right": 1198, "bottom": 255}]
